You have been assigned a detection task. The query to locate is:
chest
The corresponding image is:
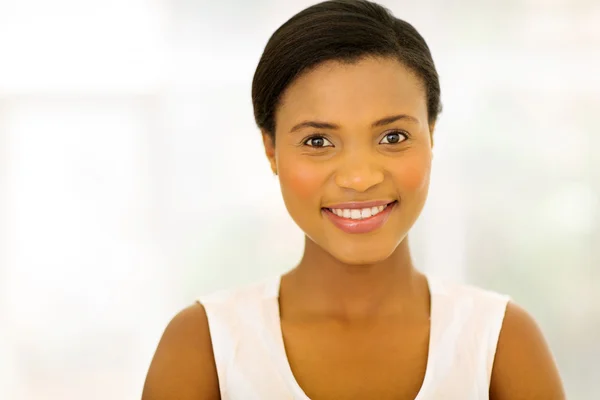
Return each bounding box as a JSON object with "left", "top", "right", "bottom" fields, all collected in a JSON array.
[{"left": 280, "top": 319, "right": 431, "bottom": 400}]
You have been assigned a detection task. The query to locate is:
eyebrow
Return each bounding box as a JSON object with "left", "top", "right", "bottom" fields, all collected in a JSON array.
[{"left": 289, "top": 114, "right": 420, "bottom": 133}]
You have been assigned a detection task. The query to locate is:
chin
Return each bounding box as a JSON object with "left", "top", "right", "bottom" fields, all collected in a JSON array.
[{"left": 326, "top": 242, "right": 398, "bottom": 266}]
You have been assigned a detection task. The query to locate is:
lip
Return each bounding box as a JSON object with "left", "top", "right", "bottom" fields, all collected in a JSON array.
[
  {"left": 322, "top": 200, "right": 398, "bottom": 234},
  {"left": 322, "top": 199, "right": 396, "bottom": 209}
]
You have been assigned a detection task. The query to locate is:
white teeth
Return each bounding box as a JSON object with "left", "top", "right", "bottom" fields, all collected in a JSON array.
[{"left": 330, "top": 203, "right": 391, "bottom": 220}]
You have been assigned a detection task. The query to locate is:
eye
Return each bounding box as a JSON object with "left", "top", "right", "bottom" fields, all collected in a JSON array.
[
  {"left": 303, "top": 136, "right": 333, "bottom": 148},
  {"left": 380, "top": 131, "right": 408, "bottom": 144}
]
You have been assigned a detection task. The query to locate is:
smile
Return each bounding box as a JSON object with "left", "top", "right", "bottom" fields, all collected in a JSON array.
[
  {"left": 322, "top": 200, "right": 398, "bottom": 234},
  {"left": 327, "top": 203, "right": 391, "bottom": 220}
]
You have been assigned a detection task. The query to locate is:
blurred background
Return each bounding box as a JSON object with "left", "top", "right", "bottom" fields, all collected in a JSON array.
[{"left": 0, "top": 0, "right": 598, "bottom": 398}]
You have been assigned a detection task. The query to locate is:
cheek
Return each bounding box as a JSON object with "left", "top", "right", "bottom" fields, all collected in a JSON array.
[
  {"left": 278, "top": 156, "right": 327, "bottom": 203},
  {"left": 392, "top": 152, "right": 432, "bottom": 193}
]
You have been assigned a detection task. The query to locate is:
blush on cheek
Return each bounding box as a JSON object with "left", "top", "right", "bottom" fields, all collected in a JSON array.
[
  {"left": 279, "top": 160, "right": 326, "bottom": 202},
  {"left": 395, "top": 155, "right": 432, "bottom": 192}
]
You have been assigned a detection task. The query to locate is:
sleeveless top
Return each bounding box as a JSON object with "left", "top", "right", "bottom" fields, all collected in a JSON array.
[{"left": 198, "top": 274, "right": 509, "bottom": 399}]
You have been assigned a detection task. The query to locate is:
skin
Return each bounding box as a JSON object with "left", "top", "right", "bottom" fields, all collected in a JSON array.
[{"left": 142, "top": 57, "right": 565, "bottom": 399}]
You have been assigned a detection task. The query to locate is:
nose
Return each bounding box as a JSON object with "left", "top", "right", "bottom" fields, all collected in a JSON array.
[{"left": 334, "top": 154, "right": 385, "bottom": 193}]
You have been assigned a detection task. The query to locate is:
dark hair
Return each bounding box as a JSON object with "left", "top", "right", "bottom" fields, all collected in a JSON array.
[{"left": 252, "top": 0, "right": 442, "bottom": 141}]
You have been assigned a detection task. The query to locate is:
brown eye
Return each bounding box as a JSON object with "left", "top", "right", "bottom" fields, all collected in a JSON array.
[
  {"left": 304, "top": 136, "right": 333, "bottom": 147},
  {"left": 380, "top": 131, "right": 407, "bottom": 144}
]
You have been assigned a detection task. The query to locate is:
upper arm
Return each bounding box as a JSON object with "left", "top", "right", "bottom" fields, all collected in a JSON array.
[
  {"left": 490, "top": 301, "right": 566, "bottom": 400},
  {"left": 142, "top": 303, "right": 220, "bottom": 400}
]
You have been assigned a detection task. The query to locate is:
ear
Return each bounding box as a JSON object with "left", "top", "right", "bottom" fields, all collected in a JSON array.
[
  {"left": 261, "top": 131, "right": 277, "bottom": 175},
  {"left": 428, "top": 123, "right": 436, "bottom": 149}
]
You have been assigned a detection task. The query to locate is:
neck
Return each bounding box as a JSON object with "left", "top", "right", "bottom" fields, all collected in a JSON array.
[{"left": 284, "top": 237, "right": 424, "bottom": 320}]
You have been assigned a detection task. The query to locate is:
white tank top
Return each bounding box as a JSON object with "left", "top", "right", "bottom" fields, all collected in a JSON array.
[{"left": 198, "top": 274, "right": 509, "bottom": 399}]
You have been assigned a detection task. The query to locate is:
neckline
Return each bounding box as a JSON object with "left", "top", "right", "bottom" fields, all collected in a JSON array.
[{"left": 266, "top": 273, "right": 438, "bottom": 400}]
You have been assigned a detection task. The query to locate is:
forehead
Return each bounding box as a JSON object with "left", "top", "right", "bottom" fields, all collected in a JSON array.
[{"left": 276, "top": 57, "right": 428, "bottom": 129}]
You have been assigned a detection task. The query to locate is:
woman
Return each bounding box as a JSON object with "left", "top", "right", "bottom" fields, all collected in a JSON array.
[{"left": 142, "top": 1, "right": 565, "bottom": 399}]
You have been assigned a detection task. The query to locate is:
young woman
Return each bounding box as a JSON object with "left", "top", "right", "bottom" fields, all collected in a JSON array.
[{"left": 142, "top": 1, "right": 565, "bottom": 399}]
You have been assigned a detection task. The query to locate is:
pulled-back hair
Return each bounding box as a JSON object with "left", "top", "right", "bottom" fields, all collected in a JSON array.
[{"left": 252, "top": 0, "right": 442, "bottom": 140}]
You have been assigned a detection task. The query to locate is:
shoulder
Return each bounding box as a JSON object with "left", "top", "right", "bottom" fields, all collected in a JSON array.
[
  {"left": 142, "top": 303, "right": 220, "bottom": 400},
  {"left": 142, "top": 276, "right": 279, "bottom": 399},
  {"left": 431, "top": 278, "right": 565, "bottom": 398},
  {"left": 490, "top": 301, "right": 566, "bottom": 400},
  {"left": 430, "top": 276, "right": 510, "bottom": 312},
  {"left": 430, "top": 278, "right": 510, "bottom": 348},
  {"left": 199, "top": 276, "right": 277, "bottom": 307}
]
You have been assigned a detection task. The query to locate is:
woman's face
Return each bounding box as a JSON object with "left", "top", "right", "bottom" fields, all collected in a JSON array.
[{"left": 263, "top": 57, "right": 433, "bottom": 265}]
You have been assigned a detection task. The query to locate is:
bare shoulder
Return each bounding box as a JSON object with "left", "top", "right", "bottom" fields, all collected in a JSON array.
[
  {"left": 142, "top": 303, "right": 220, "bottom": 400},
  {"left": 490, "top": 301, "right": 566, "bottom": 400}
]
